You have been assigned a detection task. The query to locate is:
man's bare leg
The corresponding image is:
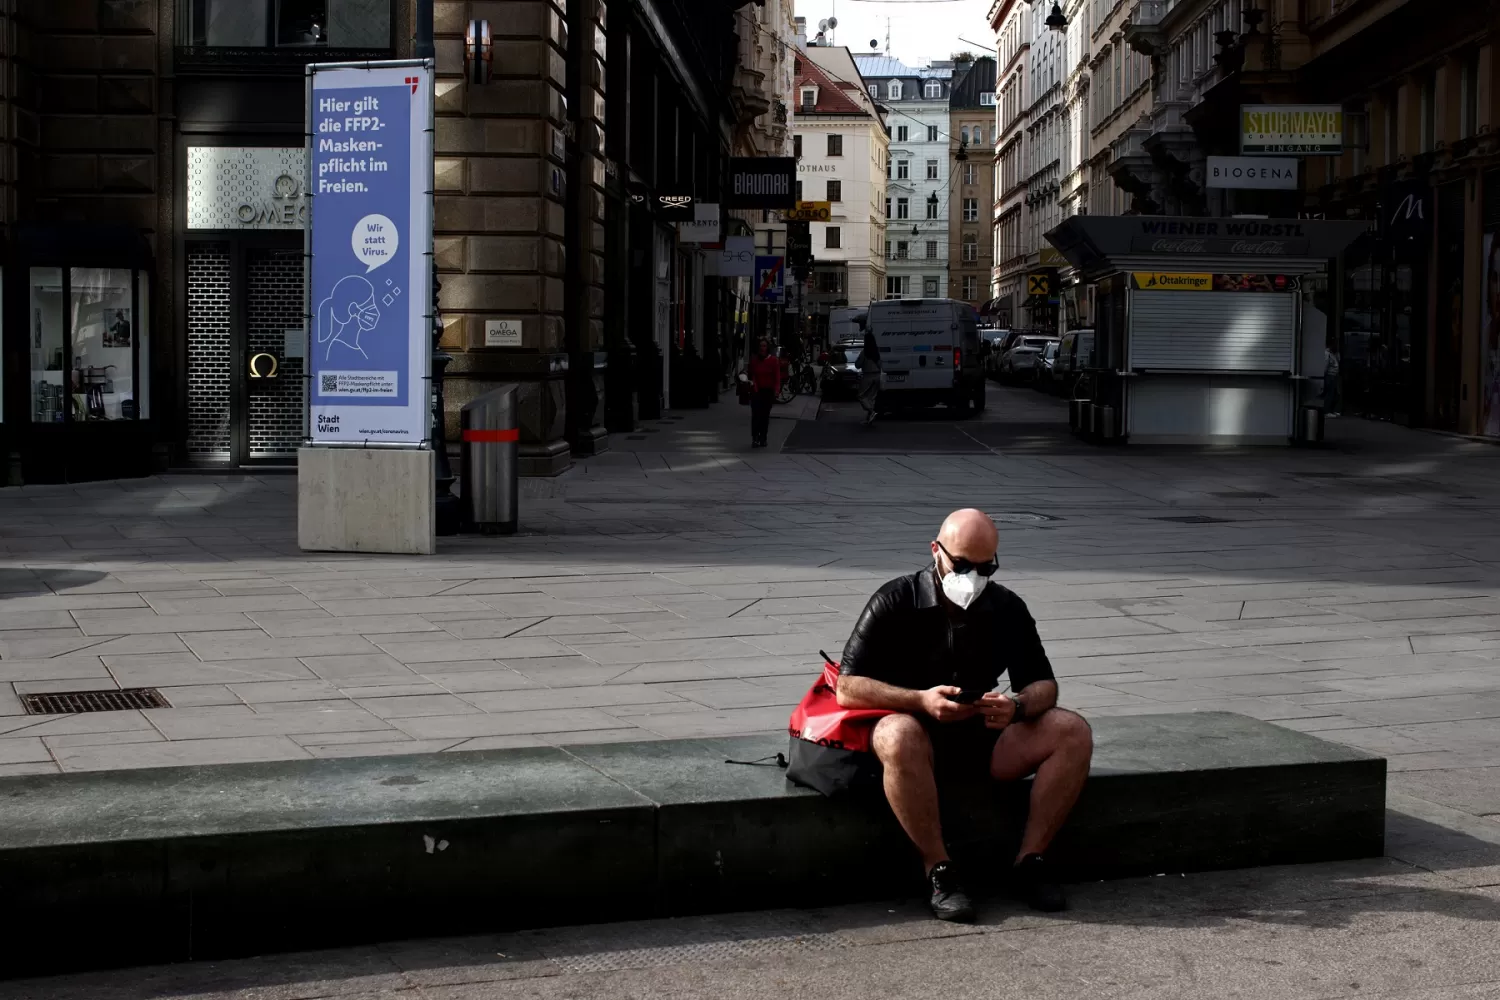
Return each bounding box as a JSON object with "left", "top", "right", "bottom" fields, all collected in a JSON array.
[
  {"left": 988, "top": 708, "right": 1094, "bottom": 861},
  {"left": 871, "top": 713, "right": 946, "bottom": 869}
]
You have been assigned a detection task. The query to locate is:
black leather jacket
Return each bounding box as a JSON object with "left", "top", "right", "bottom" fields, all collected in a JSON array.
[{"left": 839, "top": 567, "right": 1055, "bottom": 695}]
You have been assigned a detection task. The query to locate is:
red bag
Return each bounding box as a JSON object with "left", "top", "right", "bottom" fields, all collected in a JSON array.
[{"left": 785, "top": 656, "right": 893, "bottom": 796}]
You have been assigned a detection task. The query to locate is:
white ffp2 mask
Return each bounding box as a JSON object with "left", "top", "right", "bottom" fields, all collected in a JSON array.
[{"left": 941, "top": 569, "right": 984, "bottom": 609}]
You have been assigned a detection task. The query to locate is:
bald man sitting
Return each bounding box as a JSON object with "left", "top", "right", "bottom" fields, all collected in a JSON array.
[{"left": 836, "top": 508, "right": 1094, "bottom": 921}]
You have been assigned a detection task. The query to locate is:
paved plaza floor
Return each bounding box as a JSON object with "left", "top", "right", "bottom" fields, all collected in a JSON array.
[{"left": 4, "top": 386, "right": 1500, "bottom": 997}]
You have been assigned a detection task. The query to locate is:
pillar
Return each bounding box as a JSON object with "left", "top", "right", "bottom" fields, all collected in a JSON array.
[
  {"left": 432, "top": 0, "right": 572, "bottom": 476},
  {"left": 562, "top": 0, "right": 609, "bottom": 454}
]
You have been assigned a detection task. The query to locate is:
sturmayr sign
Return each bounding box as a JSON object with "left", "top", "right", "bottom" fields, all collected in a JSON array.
[{"left": 725, "top": 157, "right": 796, "bottom": 210}]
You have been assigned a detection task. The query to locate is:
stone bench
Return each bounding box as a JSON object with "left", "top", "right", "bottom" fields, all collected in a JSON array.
[{"left": 0, "top": 712, "right": 1384, "bottom": 979}]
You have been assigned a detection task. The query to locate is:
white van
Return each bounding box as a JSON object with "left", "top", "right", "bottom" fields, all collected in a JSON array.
[
  {"left": 828, "top": 307, "right": 868, "bottom": 344},
  {"left": 866, "top": 298, "right": 986, "bottom": 415}
]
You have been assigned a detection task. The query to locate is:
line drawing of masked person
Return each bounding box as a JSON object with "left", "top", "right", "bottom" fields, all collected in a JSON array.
[{"left": 317, "top": 274, "right": 380, "bottom": 361}]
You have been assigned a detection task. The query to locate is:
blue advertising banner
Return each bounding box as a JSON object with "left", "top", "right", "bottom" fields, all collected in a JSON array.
[
  {"left": 307, "top": 61, "right": 433, "bottom": 445},
  {"left": 753, "top": 255, "right": 785, "bottom": 305}
]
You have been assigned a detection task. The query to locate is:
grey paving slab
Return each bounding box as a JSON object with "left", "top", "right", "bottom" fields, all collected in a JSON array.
[
  {"left": 51, "top": 734, "right": 312, "bottom": 772},
  {"left": 5, "top": 393, "right": 1500, "bottom": 785}
]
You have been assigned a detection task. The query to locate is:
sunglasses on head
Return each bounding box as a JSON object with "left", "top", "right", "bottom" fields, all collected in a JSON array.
[{"left": 936, "top": 541, "right": 999, "bottom": 577}]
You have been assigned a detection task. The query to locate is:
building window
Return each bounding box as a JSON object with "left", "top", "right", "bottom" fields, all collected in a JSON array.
[
  {"left": 182, "top": 0, "right": 392, "bottom": 48},
  {"left": 896, "top": 197, "right": 909, "bottom": 219},
  {"left": 793, "top": 134, "right": 802, "bottom": 158},
  {"left": 926, "top": 199, "right": 939, "bottom": 220},
  {"left": 963, "top": 275, "right": 978, "bottom": 299},
  {"left": 962, "top": 236, "right": 978, "bottom": 262},
  {"left": 924, "top": 277, "right": 939, "bottom": 296},
  {"left": 889, "top": 81, "right": 902, "bottom": 100},
  {"left": 796, "top": 181, "right": 803, "bottom": 201},
  {"left": 1463, "top": 50, "right": 1481, "bottom": 139},
  {"left": 896, "top": 241, "right": 909, "bottom": 259},
  {"left": 826, "top": 227, "right": 841, "bottom": 249},
  {"left": 886, "top": 276, "right": 904, "bottom": 299},
  {"left": 801, "top": 87, "right": 817, "bottom": 109},
  {"left": 961, "top": 127, "right": 970, "bottom": 144},
  {"left": 928, "top": 125, "right": 939, "bottom": 142},
  {"left": 964, "top": 163, "right": 976, "bottom": 185},
  {"left": 926, "top": 159, "right": 939, "bottom": 180},
  {"left": 827, "top": 134, "right": 843, "bottom": 156},
  {"left": 897, "top": 159, "right": 909, "bottom": 179},
  {"left": 827, "top": 180, "right": 842, "bottom": 202},
  {"left": 885, "top": 240, "right": 892, "bottom": 258},
  {"left": 896, "top": 125, "right": 909, "bottom": 142},
  {"left": 885, "top": 197, "right": 892, "bottom": 218},
  {"left": 980, "top": 92, "right": 995, "bottom": 106},
  {"left": 1420, "top": 71, "right": 1436, "bottom": 152},
  {"left": 30, "top": 267, "right": 150, "bottom": 424},
  {"left": 963, "top": 198, "right": 979, "bottom": 222},
  {"left": 869, "top": 84, "right": 878, "bottom": 97},
  {"left": 925, "top": 81, "right": 942, "bottom": 99}
]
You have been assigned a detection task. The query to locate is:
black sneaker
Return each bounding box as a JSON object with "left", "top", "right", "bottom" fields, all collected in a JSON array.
[
  {"left": 927, "top": 861, "right": 976, "bottom": 922},
  {"left": 1013, "top": 853, "right": 1066, "bottom": 912}
]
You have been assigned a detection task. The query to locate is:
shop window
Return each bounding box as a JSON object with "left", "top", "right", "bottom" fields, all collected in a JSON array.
[
  {"left": 183, "top": 0, "right": 391, "bottom": 49},
  {"left": 29, "top": 267, "right": 148, "bottom": 424}
]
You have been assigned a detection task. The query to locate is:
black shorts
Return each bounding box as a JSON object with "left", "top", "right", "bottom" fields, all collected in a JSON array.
[{"left": 921, "top": 718, "right": 1001, "bottom": 778}]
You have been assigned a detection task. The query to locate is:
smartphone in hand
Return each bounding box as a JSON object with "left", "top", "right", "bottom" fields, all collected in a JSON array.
[{"left": 945, "top": 689, "right": 988, "bottom": 704}]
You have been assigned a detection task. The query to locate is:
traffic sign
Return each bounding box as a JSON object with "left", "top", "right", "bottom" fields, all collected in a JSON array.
[{"left": 753, "top": 256, "right": 785, "bottom": 304}]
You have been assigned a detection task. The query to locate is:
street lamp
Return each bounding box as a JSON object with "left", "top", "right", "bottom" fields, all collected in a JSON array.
[{"left": 1045, "top": 1, "right": 1068, "bottom": 31}]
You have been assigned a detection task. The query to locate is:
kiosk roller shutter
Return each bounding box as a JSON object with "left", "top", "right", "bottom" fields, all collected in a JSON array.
[{"left": 1129, "top": 291, "right": 1295, "bottom": 372}]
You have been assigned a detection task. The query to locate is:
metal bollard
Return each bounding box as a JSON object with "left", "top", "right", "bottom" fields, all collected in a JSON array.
[
  {"left": 1069, "top": 397, "right": 1090, "bottom": 433},
  {"left": 460, "top": 384, "right": 519, "bottom": 535}
]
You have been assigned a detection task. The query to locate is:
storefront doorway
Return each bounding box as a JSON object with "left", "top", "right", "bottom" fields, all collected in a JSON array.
[
  {"left": 184, "top": 236, "right": 305, "bottom": 465},
  {"left": 181, "top": 144, "right": 308, "bottom": 466}
]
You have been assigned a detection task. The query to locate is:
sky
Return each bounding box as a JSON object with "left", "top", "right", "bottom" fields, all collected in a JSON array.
[{"left": 793, "top": 0, "right": 997, "bottom": 67}]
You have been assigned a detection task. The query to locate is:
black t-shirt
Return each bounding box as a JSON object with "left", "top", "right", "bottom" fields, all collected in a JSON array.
[{"left": 839, "top": 567, "right": 1055, "bottom": 694}]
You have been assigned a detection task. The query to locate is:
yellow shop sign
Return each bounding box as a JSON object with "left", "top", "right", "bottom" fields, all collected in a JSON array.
[{"left": 1131, "top": 272, "right": 1212, "bottom": 291}]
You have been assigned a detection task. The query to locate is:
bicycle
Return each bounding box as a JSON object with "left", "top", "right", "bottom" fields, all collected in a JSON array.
[{"left": 777, "top": 357, "right": 818, "bottom": 403}]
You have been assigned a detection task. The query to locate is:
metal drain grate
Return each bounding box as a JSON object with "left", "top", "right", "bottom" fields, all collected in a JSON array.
[
  {"left": 23, "top": 688, "right": 170, "bottom": 715},
  {"left": 1151, "top": 515, "right": 1235, "bottom": 524}
]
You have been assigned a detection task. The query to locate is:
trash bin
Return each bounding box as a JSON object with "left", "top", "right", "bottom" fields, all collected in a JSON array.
[
  {"left": 1299, "top": 404, "right": 1325, "bottom": 444},
  {"left": 460, "top": 384, "right": 519, "bottom": 535},
  {"left": 1069, "top": 398, "right": 1090, "bottom": 433},
  {"left": 1096, "top": 404, "right": 1118, "bottom": 441}
]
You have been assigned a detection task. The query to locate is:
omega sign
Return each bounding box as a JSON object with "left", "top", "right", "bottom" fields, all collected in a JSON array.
[
  {"left": 237, "top": 173, "right": 308, "bottom": 226},
  {"left": 186, "top": 146, "right": 309, "bottom": 231}
]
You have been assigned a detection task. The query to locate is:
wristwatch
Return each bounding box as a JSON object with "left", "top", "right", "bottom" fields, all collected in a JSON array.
[{"left": 1010, "top": 693, "right": 1027, "bottom": 723}]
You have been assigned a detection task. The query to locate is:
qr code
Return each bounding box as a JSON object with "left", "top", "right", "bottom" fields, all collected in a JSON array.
[{"left": 321, "top": 374, "right": 338, "bottom": 393}]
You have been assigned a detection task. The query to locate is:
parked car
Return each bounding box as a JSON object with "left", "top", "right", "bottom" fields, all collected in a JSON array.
[
  {"left": 1034, "top": 340, "right": 1060, "bottom": 392},
  {"left": 819, "top": 340, "right": 866, "bottom": 399},
  {"left": 866, "top": 298, "right": 986, "bottom": 415},
  {"left": 998, "top": 335, "right": 1058, "bottom": 383},
  {"left": 1053, "top": 329, "right": 1095, "bottom": 396}
]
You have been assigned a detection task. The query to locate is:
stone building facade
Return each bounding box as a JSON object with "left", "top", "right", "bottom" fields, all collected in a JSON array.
[
  {"left": 949, "top": 56, "right": 997, "bottom": 310},
  {"left": 0, "top": 0, "right": 778, "bottom": 484}
]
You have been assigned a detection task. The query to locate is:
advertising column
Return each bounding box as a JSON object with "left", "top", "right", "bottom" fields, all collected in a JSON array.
[{"left": 298, "top": 60, "right": 436, "bottom": 555}]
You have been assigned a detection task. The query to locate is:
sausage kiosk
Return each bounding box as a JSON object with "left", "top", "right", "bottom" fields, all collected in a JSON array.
[{"left": 1044, "top": 216, "right": 1368, "bottom": 445}]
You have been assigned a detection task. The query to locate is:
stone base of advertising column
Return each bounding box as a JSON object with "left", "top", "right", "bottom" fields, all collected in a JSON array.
[{"left": 298, "top": 448, "right": 435, "bottom": 555}]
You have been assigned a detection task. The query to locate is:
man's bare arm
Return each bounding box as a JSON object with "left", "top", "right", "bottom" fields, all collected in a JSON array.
[
  {"left": 836, "top": 674, "right": 925, "bottom": 712},
  {"left": 837, "top": 675, "right": 977, "bottom": 722},
  {"left": 1015, "top": 679, "right": 1058, "bottom": 716},
  {"left": 977, "top": 679, "right": 1059, "bottom": 728}
]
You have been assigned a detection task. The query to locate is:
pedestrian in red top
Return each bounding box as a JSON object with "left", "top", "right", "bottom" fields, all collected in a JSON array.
[{"left": 747, "top": 338, "right": 781, "bottom": 448}]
